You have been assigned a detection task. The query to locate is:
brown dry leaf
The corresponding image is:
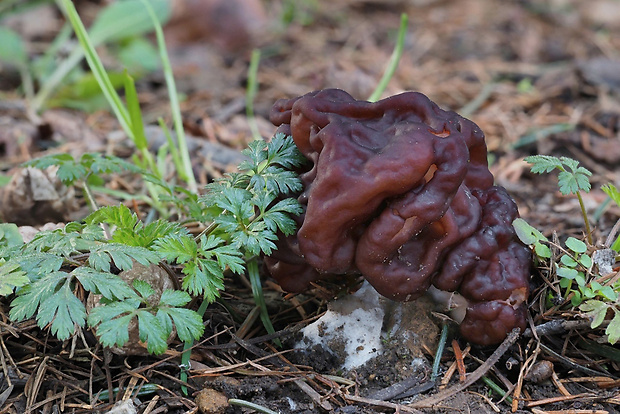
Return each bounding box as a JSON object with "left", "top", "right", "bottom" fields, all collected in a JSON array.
[
  {"left": 41, "top": 109, "right": 105, "bottom": 153},
  {"left": 165, "top": 0, "right": 266, "bottom": 52},
  {"left": 0, "top": 166, "right": 79, "bottom": 226},
  {"left": 0, "top": 119, "right": 37, "bottom": 160}
]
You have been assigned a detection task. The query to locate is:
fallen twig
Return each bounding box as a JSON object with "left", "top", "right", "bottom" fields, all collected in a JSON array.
[
  {"left": 343, "top": 394, "right": 423, "bottom": 413},
  {"left": 409, "top": 328, "right": 520, "bottom": 408},
  {"left": 523, "top": 319, "right": 593, "bottom": 338}
]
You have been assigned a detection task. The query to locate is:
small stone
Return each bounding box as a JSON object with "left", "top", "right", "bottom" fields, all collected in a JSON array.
[
  {"left": 593, "top": 248, "right": 616, "bottom": 276},
  {"left": 195, "top": 388, "right": 229, "bottom": 414},
  {"left": 104, "top": 399, "right": 137, "bottom": 414}
]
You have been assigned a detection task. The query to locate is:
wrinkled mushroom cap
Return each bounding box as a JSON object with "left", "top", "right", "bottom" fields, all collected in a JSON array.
[{"left": 267, "top": 89, "right": 531, "bottom": 345}]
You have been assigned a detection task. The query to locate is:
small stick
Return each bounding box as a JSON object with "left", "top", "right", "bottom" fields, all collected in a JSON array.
[
  {"left": 410, "top": 328, "right": 520, "bottom": 408},
  {"left": 343, "top": 394, "right": 423, "bottom": 413},
  {"left": 452, "top": 340, "right": 467, "bottom": 382},
  {"left": 440, "top": 344, "right": 470, "bottom": 389},
  {"left": 523, "top": 319, "right": 593, "bottom": 338},
  {"left": 551, "top": 370, "right": 571, "bottom": 397},
  {"left": 525, "top": 393, "right": 594, "bottom": 408}
]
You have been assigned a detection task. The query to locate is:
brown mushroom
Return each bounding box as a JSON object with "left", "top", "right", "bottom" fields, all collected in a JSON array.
[{"left": 266, "top": 89, "right": 531, "bottom": 345}]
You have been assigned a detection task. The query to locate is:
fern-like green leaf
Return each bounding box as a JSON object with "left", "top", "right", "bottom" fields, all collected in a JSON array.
[
  {"left": 73, "top": 267, "right": 135, "bottom": 300},
  {"left": 154, "top": 234, "right": 198, "bottom": 264},
  {"left": 9, "top": 271, "right": 69, "bottom": 321},
  {"left": 88, "top": 243, "right": 160, "bottom": 272},
  {"left": 524, "top": 155, "right": 563, "bottom": 174},
  {"left": 203, "top": 239, "right": 245, "bottom": 275},
  {"left": 525, "top": 155, "right": 591, "bottom": 195},
  {"left": 181, "top": 259, "right": 224, "bottom": 301},
  {"left": 89, "top": 302, "right": 136, "bottom": 348},
  {"left": 137, "top": 310, "right": 168, "bottom": 354},
  {"left": 0, "top": 262, "right": 28, "bottom": 296},
  {"left": 25, "top": 225, "right": 101, "bottom": 257},
  {"left": 36, "top": 280, "right": 86, "bottom": 340},
  {"left": 133, "top": 279, "right": 155, "bottom": 299},
  {"left": 24, "top": 153, "right": 140, "bottom": 186},
  {"left": 157, "top": 306, "right": 203, "bottom": 342},
  {"left": 23, "top": 154, "right": 87, "bottom": 185},
  {"left": 265, "top": 132, "right": 307, "bottom": 169},
  {"left": 158, "top": 289, "right": 191, "bottom": 307},
  {"left": 10, "top": 252, "right": 64, "bottom": 280},
  {"left": 0, "top": 223, "right": 23, "bottom": 248},
  {"left": 156, "top": 289, "right": 204, "bottom": 342},
  {"left": 86, "top": 204, "right": 139, "bottom": 229}
]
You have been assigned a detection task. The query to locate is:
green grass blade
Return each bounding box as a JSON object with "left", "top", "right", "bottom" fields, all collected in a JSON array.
[
  {"left": 124, "top": 71, "right": 161, "bottom": 178},
  {"left": 247, "top": 258, "right": 280, "bottom": 347},
  {"left": 246, "top": 49, "right": 262, "bottom": 141},
  {"left": 228, "top": 399, "right": 279, "bottom": 414},
  {"left": 58, "top": 0, "right": 132, "bottom": 139},
  {"left": 158, "top": 118, "right": 183, "bottom": 177},
  {"left": 124, "top": 71, "right": 148, "bottom": 151},
  {"left": 368, "top": 13, "right": 408, "bottom": 102},
  {"left": 179, "top": 298, "right": 210, "bottom": 395},
  {"left": 139, "top": 0, "right": 197, "bottom": 193},
  {"left": 33, "top": 0, "right": 169, "bottom": 113}
]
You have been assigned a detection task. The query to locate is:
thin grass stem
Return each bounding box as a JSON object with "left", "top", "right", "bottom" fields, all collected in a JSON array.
[
  {"left": 246, "top": 49, "right": 262, "bottom": 141},
  {"left": 368, "top": 13, "right": 408, "bottom": 102},
  {"left": 140, "top": 0, "right": 197, "bottom": 193}
]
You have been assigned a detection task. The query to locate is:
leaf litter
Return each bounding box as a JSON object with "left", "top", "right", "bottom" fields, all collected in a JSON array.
[{"left": 2, "top": 0, "right": 620, "bottom": 413}]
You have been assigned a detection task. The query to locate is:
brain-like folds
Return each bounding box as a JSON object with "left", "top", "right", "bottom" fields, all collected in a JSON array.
[{"left": 265, "top": 89, "right": 531, "bottom": 345}]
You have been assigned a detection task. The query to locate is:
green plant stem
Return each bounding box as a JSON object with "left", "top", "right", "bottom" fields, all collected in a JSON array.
[
  {"left": 158, "top": 118, "right": 183, "bottom": 177},
  {"left": 368, "top": 13, "right": 408, "bottom": 102},
  {"left": 58, "top": 0, "right": 132, "bottom": 138},
  {"left": 576, "top": 192, "right": 593, "bottom": 245},
  {"left": 179, "top": 298, "right": 210, "bottom": 395},
  {"left": 97, "top": 383, "right": 159, "bottom": 401},
  {"left": 481, "top": 376, "right": 513, "bottom": 404},
  {"left": 247, "top": 257, "right": 280, "bottom": 347},
  {"left": 139, "top": 0, "right": 197, "bottom": 193},
  {"left": 246, "top": 49, "right": 262, "bottom": 141},
  {"left": 82, "top": 178, "right": 111, "bottom": 240},
  {"left": 431, "top": 323, "right": 449, "bottom": 382},
  {"left": 228, "top": 399, "right": 279, "bottom": 414}
]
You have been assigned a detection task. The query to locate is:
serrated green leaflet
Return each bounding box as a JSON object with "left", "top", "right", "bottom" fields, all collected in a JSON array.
[
  {"left": 159, "top": 289, "right": 191, "bottom": 307},
  {"left": 92, "top": 312, "right": 134, "bottom": 348},
  {"left": 73, "top": 267, "right": 135, "bottom": 300},
  {"left": 525, "top": 155, "right": 592, "bottom": 195},
  {"left": 133, "top": 279, "right": 155, "bottom": 299},
  {"left": 157, "top": 306, "right": 204, "bottom": 342},
  {"left": 0, "top": 262, "right": 28, "bottom": 296},
  {"left": 154, "top": 234, "right": 198, "bottom": 264},
  {"left": 137, "top": 311, "right": 168, "bottom": 354},
  {"left": 181, "top": 259, "right": 225, "bottom": 301},
  {"left": 23, "top": 153, "right": 136, "bottom": 186},
  {"left": 89, "top": 243, "right": 160, "bottom": 272},
  {"left": 10, "top": 271, "right": 68, "bottom": 321},
  {"left": 36, "top": 281, "right": 86, "bottom": 340},
  {"left": 0, "top": 223, "right": 23, "bottom": 248}
]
